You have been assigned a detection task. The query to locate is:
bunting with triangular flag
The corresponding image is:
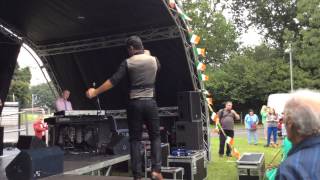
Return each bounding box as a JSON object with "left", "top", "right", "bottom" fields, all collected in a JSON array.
[
  {"left": 168, "top": 0, "right": 176, "bottom": 8},
  {"left": 200, "top": 74, "right": 209, "bottom": 81},
  {"left": 197, "top": 48, "right": 206, "bottom": 57},
  {"left": 197, "top": 62, "right": 206, "bottom": 71},
  {"left": 226, "top": 136, "right": 234, "bottom": 146},
  {"left": 202, "top": 89, "right": 211, "bottom": 96},
  {"left": 176, "top": 5, "right": 192, "bottom": 21},
  {"left": 232, "top": 148, "right": 241, "bottom": 160},
  {"left": 190, "top": 34, "right": 201, "bottom": 44}
]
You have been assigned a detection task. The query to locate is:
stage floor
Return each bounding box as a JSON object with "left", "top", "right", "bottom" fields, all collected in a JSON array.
[
  {"left": 0, "top": 147, "right": 130, "bottom": 180},
  {"left": 42, "top": 174, "right": 133, "bottom": 180}
]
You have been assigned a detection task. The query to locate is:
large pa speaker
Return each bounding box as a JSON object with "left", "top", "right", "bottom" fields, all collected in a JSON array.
[
  {"left": 16, "top": 135, "right": 46, "bottom": 150},
  {"left": 178, "top": 91, "right": 201, "bottom": 122},
  {"left": 5, "top": 146, "right": 64, "bottom": 180},
  {"left": 0, "top": 126, "right": 4, "bottom": 156},
  {"left": 106, "top": 134, "right": 130, "bottom": 155},
  {"left": 176, "top": 121, "right": 204, "bottom": 150}
]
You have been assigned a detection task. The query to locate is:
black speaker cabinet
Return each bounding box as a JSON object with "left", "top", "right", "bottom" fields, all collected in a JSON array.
[
  {"left": 16, "top": 135, "right": 46, "bottom": 150},
  {"left": 168, "top": 150, "right": 207, "bottom": 180},
  {"left": 5, "top": 146, "right": 64, "bottom": 180},
  {"left": 106, "top": 134, "right": 130, "bottom": 155},
  {"left": 176, "top": 121, "right": 204, "bottom": 150},
  {"left": 0, "top": 126, "right": 4, "bottom": 156},
  {"left": 178, "top": 91, "right": 202, "bottom": 122}
]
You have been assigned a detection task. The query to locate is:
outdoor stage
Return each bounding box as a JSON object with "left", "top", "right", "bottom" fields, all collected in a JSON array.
[
  {"left": 0, "top": 148, "right": 131, "bottom": 180},
  {"left": 0, "top": 1, "right": 211, "bottom": 179}
]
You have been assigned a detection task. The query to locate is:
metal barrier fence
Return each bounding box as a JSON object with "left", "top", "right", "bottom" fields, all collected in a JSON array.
[{"left": 1, "top": 111, "right": 39, "bottom": 143}]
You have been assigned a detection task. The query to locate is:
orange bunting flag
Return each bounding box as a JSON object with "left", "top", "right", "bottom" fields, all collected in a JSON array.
[
  {"left": 232, "top": 148, "right": 241, "bottom": 160},
  {"left": 197, "top": 62, "right": 206, "bottom": 71},
  {"left": 197, "top": 48, "right": 206, "bottom": 57},
  {"left": 214, "top": 115, "right": 220, "bottom": 124},
  {"left": 211, "top": 112, "right": 216, "bottom": 120},
  {"left": 190, "top": 34, "right": 200, "bottom": 44},
  {"left": 211, "top": 112, "right": 220, "bottom": 124},
  {"left": 169, "top": 0, "right": 176, "bottom": 8},
  {"left": 200, "top": 74, "right": 209, "bottom": 81},
  {"left": 226, "top": 136, "right": 235, "bottom": 146}
]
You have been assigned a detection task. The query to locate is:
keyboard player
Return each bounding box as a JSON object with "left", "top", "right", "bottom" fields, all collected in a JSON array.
[{"left": 55, "top": 89, "right": 73, "bottom": 112}]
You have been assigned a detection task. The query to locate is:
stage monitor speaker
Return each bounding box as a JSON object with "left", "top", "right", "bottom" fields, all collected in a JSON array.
[
  {"left": 106, "top": 134, "right": 130, "bottom": 155},
  {"left": 176, "top": 121, "right": 204, "bottom": 150},
  {"left": 178, "top": 91, "right": 201, "bottom": 122},
  {"left": 16, "top": 135, "right": 46, "bottom": 150},
  {"left": 5, "top": 146, "right": 64, "bottom": 180}
]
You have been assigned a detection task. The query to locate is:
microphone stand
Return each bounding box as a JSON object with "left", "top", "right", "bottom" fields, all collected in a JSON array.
[
  {"left": 93, "top": 82, "right": 102, "bottom": 117},
  {"left": 93, "top": 82, "right": 103, "bottom": 154}
]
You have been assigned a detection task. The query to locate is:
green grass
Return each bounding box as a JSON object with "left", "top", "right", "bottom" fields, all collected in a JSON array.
[
  {"left": 19, "top": 113, "right": 49, "bottom": 123},
  {"left": 207, "top": 136, "right": 282, "bottom": 180}
]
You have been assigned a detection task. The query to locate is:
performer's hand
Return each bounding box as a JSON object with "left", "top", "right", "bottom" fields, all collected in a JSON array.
[{"left": 86, "top": 88, "right": 97, "bottom": 99}]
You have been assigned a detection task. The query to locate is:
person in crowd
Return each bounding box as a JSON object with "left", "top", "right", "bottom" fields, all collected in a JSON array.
[
  {"left": 245, "top": 109, "right": 259, "bottom": 145},
  {"left": 280, "top": 112, "right": 287, "bottom": 138},
  {"left": 86, "top": 36, "right": 163, "bottom": 180},
  {"left": 55, "top": 90, "right": 73, "bottom": 111},
  {"left": 260, "top": 105, "right": 268, "bottom": 139},
  {"left": 33, "top": 111, "right": 48, "bottom": 142},
  {"left": 276, "top": 89, "right": 320, "bottom": 179},
  {"left": 217, "top": 101, "right": 240, "bottom": 157},
  {"left": 265, "top": 108, "right": 278, "bottom": 147}
]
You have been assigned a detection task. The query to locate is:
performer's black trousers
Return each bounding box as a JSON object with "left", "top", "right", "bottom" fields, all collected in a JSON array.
[
  {"left": 127, "top": 98, "right": 161, "bottom": 178},
  {"left": 219, "top": 129, "right": 234, "bottom": 156}
]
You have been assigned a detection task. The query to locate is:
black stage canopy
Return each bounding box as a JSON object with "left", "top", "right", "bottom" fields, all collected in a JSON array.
[{"left": 0, "top": 0, "right": 196, "bottom": 110}]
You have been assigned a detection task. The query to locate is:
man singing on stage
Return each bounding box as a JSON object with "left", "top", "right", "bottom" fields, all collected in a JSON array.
[{"left": 86, "top": 36, "right": 163, "bottom": 180}]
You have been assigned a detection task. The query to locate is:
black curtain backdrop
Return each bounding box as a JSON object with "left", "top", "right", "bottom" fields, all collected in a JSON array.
[{"left": 0, "top": 34, "right": 20, "bottom": 114}]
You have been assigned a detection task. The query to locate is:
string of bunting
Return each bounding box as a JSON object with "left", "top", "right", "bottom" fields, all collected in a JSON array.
[{"left": 168, "top": 0, "right": 241, "bottom": 160}]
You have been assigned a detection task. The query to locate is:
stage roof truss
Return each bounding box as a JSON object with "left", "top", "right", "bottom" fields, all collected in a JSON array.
[
  {"left": 35, "top": 26, "right": 180, "bottom": 57},
  {"left": 166, "top": 5, "right": 211, "bottom": 160}
]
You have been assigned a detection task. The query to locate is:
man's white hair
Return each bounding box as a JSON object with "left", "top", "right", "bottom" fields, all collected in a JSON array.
[{"left": 284, "top": 89, "right": 320, "bottom": 136}]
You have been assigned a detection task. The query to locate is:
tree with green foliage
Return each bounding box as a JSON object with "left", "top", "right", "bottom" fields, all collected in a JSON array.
[
  {"left": 7, "top": 65, "right": 31, "bottom": 108},
  {"left": 284, "top": 0, "right": 320, "bottom": 89},
  {"left": 183, "top": 0, "right": 238, "bottom": 63},
  {"left": 229, "top": 0, "right": 298, "bottom": 48},
  {"left": 30, "top": 82, "right": 56, "bottom": 111},
  {"left": 205, "top": 44, "right": 309, "bottom": 111}
]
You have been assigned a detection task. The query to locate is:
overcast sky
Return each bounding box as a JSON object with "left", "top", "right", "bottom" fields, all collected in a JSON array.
[{"left": 17, "top": 45, "right": 50, "bottom": 86}]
